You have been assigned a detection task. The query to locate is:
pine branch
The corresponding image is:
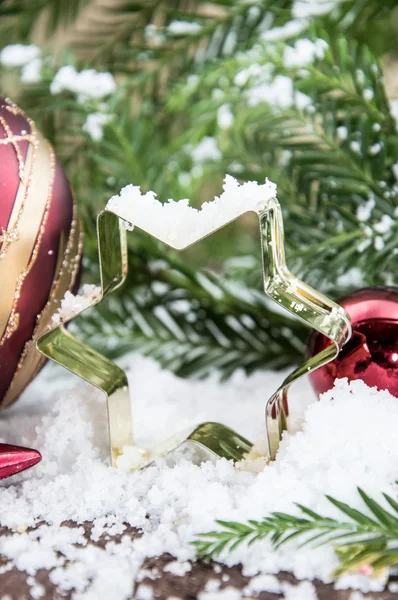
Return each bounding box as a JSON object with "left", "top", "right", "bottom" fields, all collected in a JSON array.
[
  {"left": 332, "top": 0, "right": 398, "bottom": 54},
  {"left": 3, "top": 1, "right": 398, "bottom": 376},
  {"left": 74, "top": 235, "right": 307, "bottom": 377},
  {"left": 194, "top": 488, "right": 398, "bottom": 576},
  {"left": 0, "top": 0, "right": 89, "bottom": 42},
  {"left": 166, "top": 30, "right": 398, "bottom": 293},
  {"left": 69, "top": 0, "right": 293, "bottom": 89}
]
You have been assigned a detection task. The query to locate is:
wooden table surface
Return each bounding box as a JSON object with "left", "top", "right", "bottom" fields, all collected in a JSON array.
[{"left": 0, "top": 522, "right": 396, "bottom": 599}]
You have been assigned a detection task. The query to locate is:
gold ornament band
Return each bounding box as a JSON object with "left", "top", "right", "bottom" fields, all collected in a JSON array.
[
  {"left": 0, "top": 131, "right": 54, "bottom": 342},
  {"left": 36, "top": 200, "right": 351, "bottom": 469}
]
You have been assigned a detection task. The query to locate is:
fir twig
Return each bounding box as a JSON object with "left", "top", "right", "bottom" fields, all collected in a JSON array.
[
  {"left": 194, "top": 488, "right": 398, "bottom": 576},
  {"left": 2, "top": 0, "right": 398, "bottom": 377},
  {"left": 74, "top": 236, "right": 307, "bottom": 378}
]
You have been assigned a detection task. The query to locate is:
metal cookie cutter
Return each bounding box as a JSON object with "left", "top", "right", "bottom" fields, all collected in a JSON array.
[
  {"left": 259, "top": 204, "right": 351, "bottom": 459},
  {"left": 36, "top": 197, "right": 351, "bottom": 469}
]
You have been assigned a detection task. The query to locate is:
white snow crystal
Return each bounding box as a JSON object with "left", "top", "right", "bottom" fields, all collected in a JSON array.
[
  {"left": 350, "top": 141, "right": 361, "bottom": 155},
  {"left": 204, "top": 579, "right": 221, "bottom": 592},
  {"left": 29, "top": 580, "right": 45, "bottom": 599},
  {"left": 217, "top": 104, "right": 234, "bottom": 129},
  {"left": 389, "top": 99, "right": 398, "bottom": 131},
  {"left": 283, "top": 39, "right": 327, "bottom": 68},
  {"left": 163, "top": 561, "right": 191, "bottom": 576},
  {"left": 247, "top": 75, "right": 293, "bottom": 109},
  {"left": 20, "top": 57, "right": 42, "bottom": 84},
  {"left": 50, "top": 66, "right": 116, "bottom": 102},
  {"left": 293, "top": 0, "right": 341, "bottom": 19},
  {"left": 83, "top": 113, "right": 112, "bottom": 141},
  {"left": 234, "top": 63, "right": 266, "bottom": 88},
  {"left": 336, "top": 126, "right": 348, "bottom": 141},
  {"left": 336, "top": 267, "right": 364, "bottom": 288},
  {"left": 368, "top": 142, "right": 382, "bottom": 155},
  {"left": 145, "top": 24, "right": 165, "bottom": 44},
  {"left": 295, "top": 91, "right": 312, "bottom": 111},
  {"left": 282, "top": 581, "right": 318, "bottom": 600},
  {"left": 191, "top": 137, "right": 222, "bottom": 163},
  {"left": 51, "top": 284, "right": 101, "bottom": 326},
  {"left": 0, "top": 44, "right": 40, "bottom": 67},
  {"left": 178, "top": 172, "right": 192, "bottom": 187},
  {"left": 261, "top": 20, "right": 307, "bottom": 41},
  {"left": 212, "top": 88, "right": 225, "bottom": 100},
  {"left": 374, "top": 235, "right": 384, "bottom": 251},
  {"left": 198, "top": 588, "right": 241, "bottom": 600},
  {"left": 356, "top": 70, "right": 365, "bottom": 86},
  {"left": 336, "top": 573, "right": 386, "bottom": 593},
  {"left": 356, "top": 196, "right": 375, "bottom": 222},
  {"left": 135, "top": 584, "right": 153, "bottom": 600},
  {"left": 374, "top": 214, "right": 394, "bottom": 235},
  {"left": 167, "top": 21, "right": 202, "bottom": 35},
  {"left": 243, "top": 574, "right": 281, "bottom": 595},
  {"left": 106, "top": 175, "right": 277, "bottom": 249}
]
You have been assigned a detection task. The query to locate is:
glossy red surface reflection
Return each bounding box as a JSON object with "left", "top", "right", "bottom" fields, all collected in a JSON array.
[
  {"left": 0, "top": 443, "right": 41, "bottom": 480},
  {"left": 308, "top": 287, "right": 398, "bottom": 398}
]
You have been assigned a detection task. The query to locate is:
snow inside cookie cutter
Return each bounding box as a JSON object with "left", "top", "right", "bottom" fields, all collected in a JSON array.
[{"left": 36, "top": 176, "right": 351, "bottom": 468}]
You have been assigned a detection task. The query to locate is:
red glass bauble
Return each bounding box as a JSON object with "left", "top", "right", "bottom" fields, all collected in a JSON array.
[
  {"left": 308, "top": 287, "right": 398, "bottom": 398},
  {"left": 0, "top": 98, "right": 83, "bottom": 407}
]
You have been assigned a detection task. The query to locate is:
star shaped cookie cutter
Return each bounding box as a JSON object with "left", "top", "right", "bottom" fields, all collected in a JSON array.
[{"left": 36, "top": 188, "right": 351, "bottom": 468}]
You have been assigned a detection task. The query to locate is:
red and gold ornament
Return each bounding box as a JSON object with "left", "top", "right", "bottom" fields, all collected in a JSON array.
[
  {"left": 0, "top": 97, "right": 83, "bottom": 407},
  {"left": 308, "top": 287, "right": 398, "bottom": 398}
]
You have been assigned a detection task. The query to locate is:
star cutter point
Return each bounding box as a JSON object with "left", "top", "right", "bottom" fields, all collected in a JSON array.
[{"left": 36, "top": 196, "right": 351, "bottom": 469}]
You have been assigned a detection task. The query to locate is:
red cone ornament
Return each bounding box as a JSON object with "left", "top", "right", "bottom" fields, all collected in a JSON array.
[
  {"left": 0, "top": 98, "right": 82, "bottom": 407},
  {"left": 308, "top": 287, "right": 398, "bottom": 398},
  {"left": 0, "top": 443, "right": 41, "bottom": 479}
]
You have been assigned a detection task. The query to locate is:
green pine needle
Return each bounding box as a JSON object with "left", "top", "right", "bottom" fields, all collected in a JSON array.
[
  {"left": 194, "top": 488, "right": 398, "bottom": 576},
  {"left": 2, "top": 0, "right": 398, "bottom": 378}
]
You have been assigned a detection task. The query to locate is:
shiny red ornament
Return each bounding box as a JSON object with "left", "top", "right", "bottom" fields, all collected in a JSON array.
[
  {"left": 0, "top": 443, "right": 41, "bottom": 480},
  {"left": 308, "top": 287, "right": 398, "bottom": 398},
  {"left": 0, "top": 98, "right": 82, "bottom": 407}
]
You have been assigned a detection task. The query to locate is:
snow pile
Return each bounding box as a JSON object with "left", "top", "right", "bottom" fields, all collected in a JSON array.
[
  {"left": 0, "top": 353, "right": 397, "bottom": 598},
  {"left": 50, "top": 66, "right": 116, "bottom": 102},
  {"left": 106, "top": 175, "right": 277, "bottom": 249},
  {"left": 51, "top": 284, "right": 101, "bottom": 326}
]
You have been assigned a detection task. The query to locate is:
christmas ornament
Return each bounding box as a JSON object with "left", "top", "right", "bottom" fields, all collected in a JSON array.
[
  {"left": 308, "top": 287, "right": 398, "bottom": 398},
  {"left": 0, "top": 443, "right": 41, "bottom": 479},
  {"left": 37, "top": 177, "right": 351, "bottom": 468},
  {"left": 0, "top": 98, "right": 83, "bottom": 407}
]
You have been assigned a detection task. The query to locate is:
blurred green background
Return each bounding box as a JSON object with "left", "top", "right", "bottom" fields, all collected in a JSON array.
[{"left": 1, "top": 0, "right": 397, "bottom": 378}]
